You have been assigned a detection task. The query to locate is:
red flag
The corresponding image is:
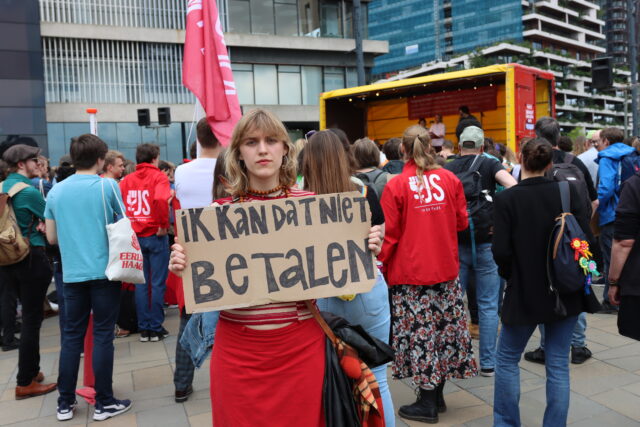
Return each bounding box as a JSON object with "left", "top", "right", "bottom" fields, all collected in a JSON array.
[{"left": 183, "top": 0, "right": 241, "bottom": 146}]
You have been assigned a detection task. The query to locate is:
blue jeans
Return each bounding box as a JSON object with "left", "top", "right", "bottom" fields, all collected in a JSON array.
[
  {"left": 458, "top": 243, "right": 500, "bottom": 370},
  {"left": 539, "top": 312, "right": 587, "bottom": 349},
  {"left": 57, "top": 279, "right": 121, "bottom": 406},
  {"left": 494, "top": 315, "right": 578, "bottom": 427},
  {"left": 316, "top": 271, "right": 395, "bottom": 427},
  {"left": 599, "top": 223, "right": 614, "bottom": 304},
  {"left": 136, "top": 235, "right": 169, "bottom": 332}
]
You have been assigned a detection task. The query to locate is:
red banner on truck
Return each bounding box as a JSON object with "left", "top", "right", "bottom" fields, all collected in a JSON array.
[{"left": 407, "top": 85, "right": 498, "bottom": 119}]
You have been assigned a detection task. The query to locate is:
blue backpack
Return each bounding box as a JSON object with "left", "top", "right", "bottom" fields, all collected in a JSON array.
[{"left": 620, "top": 150, "right": 640, "bottom": 183}]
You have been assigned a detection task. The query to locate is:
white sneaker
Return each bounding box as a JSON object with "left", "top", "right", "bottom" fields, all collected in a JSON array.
[
  {"left": 93, "top": 399, "right": 132, "bottom": 421},
  {"left": 56, "top": 400, "right": 77, "bottom": 421}
]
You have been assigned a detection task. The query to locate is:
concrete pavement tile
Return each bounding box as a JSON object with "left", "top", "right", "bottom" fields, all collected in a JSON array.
[
  {"left": 135, "top": 403, "right": 189, "bottom": 427},
  {"left": 522, "top": 386, "right": 609, "bottom": 423},
  {"left": 449, "top": 374, "right": 492, "bottom": 390},
  {"left": 591, "top": 388, "right": 640, "bottom": 421},
  {"left": 394, "top": 416, "right": 409, "bottom": 427},
  {"left": 622, "top": 381, "right": 640, "bottom": 397},
  {"left": 604, "top": 356, "right": 640, "bottom": 372},
  {"left": 128, "top": 395, "right": 175, "bottom": 414},
  {"left": 0, "top": 385, "right": 15, "bottom": 401},
  {"left": 585, "top": 330, "right": 636, "bottom": 347},
  {"left": 463, "top": 415, "right": 494, "bottom": 427},
  {"left": 582, "top": 340, "right": 609, "bottom": 354},
  {"left": 593, "top": 342, "right": 640, "bottom": 360},
  {"left": 568, "top": 410, "right": 640, "bottom": 426},
  {"left": 132, "top": 364, "right": 173, "bottom": 390},
  {"left": 183, "top": 395, "right": 211, "bottom": 416},
  {"left": 130, "top": 383, "right": 174, "bottom": 400},
  {"left": 87, "top": 413, "right": 137, "bottom": 426},
  {"left": 0, "top": 394, "right": 45, "bottom": 424},
  {"left": 444, "top": 390, "right": 485, "bottom": 409},
  {"left": 569, "top": 360, "right": 640, "bottom": 396},
  {"left": 39, "top": 388, "right": 60, "bottom": 418},
  {"left": 113, "top": 358, "right": 169, "bottom": 375},
  {"left": 112, "top": 371, "right": 134, "bottom": 396},
  {"left": 591, "top": 389, "right": 640, "bottom": 421},
  {"left": 188, "top": 412, "right": 212, "bottom": 427}
]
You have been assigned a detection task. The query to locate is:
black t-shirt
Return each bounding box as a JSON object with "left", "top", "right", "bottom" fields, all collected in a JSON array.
[
  {"left": 365, "top": 185, "right": 385, "bottom": 226},
  {"left": 552, "top": 150, "right": 597, "bottom": 202},
  {"left": 444, "top": 154, "right": 504, "bottom": 195},
  {"left": 614, "top": 174, "right": 640, "bottom": 296}
]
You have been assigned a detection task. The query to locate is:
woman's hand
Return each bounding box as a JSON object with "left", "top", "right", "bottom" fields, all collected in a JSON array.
[
  {"left": 368, "top": 225, "right": 384, "bottom": 256},
  {"left": 169, "top": 240, "right": 188, "bottom": 276}
]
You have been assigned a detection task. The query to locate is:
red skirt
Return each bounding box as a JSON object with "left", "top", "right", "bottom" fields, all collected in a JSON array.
[{"left": 210, "top": 318, "right": 326, "bottom": 427}]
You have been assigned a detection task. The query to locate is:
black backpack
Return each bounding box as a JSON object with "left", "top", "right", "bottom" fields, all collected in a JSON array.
[
  {"left": 454, "top": 155, "right": 493, "bottom": 244},
  {"left": 545, "top": 153, "right": 592, "bottom": 217},
  {"left": 355, "top": 169, "right": 388, "bottom": 199},
  {"left": 547, "top": 181, "right": 599, "bottom": 295}
]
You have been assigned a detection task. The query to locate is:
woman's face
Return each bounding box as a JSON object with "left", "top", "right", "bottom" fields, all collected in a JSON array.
[{"left": 238, "top": 131, "right": 288, "bottom": 183}]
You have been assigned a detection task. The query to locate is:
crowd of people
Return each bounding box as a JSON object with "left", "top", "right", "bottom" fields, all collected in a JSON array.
[{"left": 0, "top": 105, "right": 638, "bottom": 427}]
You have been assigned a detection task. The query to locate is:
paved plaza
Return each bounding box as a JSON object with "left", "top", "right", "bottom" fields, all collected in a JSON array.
[{"left": 1, "top": 288, "right": 640, "bottom": 426}]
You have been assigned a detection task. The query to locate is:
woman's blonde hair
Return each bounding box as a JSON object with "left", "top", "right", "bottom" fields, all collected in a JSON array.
[
  {"left": 224, "top": 108, "right": 297, "bottom": 196},
  {"left": 401, "top": 125, "right": 439, "bottom": 181}
]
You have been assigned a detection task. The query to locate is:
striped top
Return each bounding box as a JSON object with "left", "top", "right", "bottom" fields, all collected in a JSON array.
[{"left": 215, "top": 187, "right": 316, "bottom": 330}]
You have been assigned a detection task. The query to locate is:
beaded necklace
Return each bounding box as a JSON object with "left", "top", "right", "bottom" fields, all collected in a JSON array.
[{"left": 235, "top": 185, "right": 289, "bottom": 203}]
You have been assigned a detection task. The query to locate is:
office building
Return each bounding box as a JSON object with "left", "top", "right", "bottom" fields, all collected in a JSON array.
[{"left": 6, "top": 0, "right": 387, "bottom": 161}]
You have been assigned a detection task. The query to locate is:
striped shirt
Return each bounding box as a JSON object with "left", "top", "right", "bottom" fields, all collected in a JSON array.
[{"left": 216, "top": 187, "right": 316, "bottom": 329}]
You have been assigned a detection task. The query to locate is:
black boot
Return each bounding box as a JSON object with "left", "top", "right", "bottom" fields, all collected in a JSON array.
[
  {"left": 436, "top": 381, "right": 446, "bottom": 413},
  {"left": 398, "top": 388, "right": 438, "bottom": 423}
]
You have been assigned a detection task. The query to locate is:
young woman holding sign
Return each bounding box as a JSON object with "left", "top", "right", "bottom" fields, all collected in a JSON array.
[
  {"left": 379, "top": 124, "right": 477, "bottom": 424},
  {"left": 168, "top": 109, "right": 383, "bottom": 427},
  {"left": 303, "top": 130, "right": 394, "bottom": 427}
]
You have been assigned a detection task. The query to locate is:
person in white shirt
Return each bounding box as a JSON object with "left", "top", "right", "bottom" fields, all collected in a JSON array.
[
  {"left": 578, "top": 129, "right": 600, "bottom": 183},
  {"left": 429, "top": 114, "right": 446, "bottom": 150},
  {"left": 174, "top": 119, "right": 221, "bottom": 209},
  {"left": 171, "top": 118, "right": 221, "bottom": 404}
]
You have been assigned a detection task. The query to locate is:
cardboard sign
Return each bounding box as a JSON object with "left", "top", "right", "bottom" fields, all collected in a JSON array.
[{"left": 177, "top": 192, "right": 377, "bottom": 313}]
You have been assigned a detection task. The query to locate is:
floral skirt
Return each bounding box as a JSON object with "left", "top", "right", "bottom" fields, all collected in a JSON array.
[{"left": 390, "top": 280, "right": 477, "bottom": 389}]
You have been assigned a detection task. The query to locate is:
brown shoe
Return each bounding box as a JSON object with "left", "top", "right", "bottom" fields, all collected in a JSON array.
[
  {"left": 469, "top": 323, "right": 480, "bottom": 340},
  {"left": 33, "top": 372, "right": 44, "bottom": 383},
  {"left": 15, "top": 381, "right": 57, "bottom": 400},
  {"left": 115, "top": 327, "right": 130, "bottom": 338}
]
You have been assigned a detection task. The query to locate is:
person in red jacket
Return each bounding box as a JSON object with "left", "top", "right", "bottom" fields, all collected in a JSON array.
[
  {"left": 379, "top": 125, "right": 477, "bottom": 424},
  {"left": 119, "top": 144, "right": 171, "bottom": 343}
]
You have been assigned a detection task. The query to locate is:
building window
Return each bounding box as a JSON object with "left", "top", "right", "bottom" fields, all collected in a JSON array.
[
  {"left": 302, "top": 66, "right": 323, "bottom": 105},
  {"left": 321, "top": 0, "right": 342, "bottom": 37},
  {"left": 229, "top": 0, "right": 251, "bottom": 33},
  {"left": 278, "top": 65, "right": 303, "bottom": 104},
  {"left": 324, "top": 66, "right": 345, "bottom": 91},
  {"left": 275, "top": 0, "right": 300, "bottom": 36},
  {"left": 254, "top": 65, "right": 279, "bottom": 104},
  {"left": 232, "top": 63, "right": 255, "bottom": 104}
]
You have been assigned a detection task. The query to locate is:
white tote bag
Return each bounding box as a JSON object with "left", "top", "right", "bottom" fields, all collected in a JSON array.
[{"left": 102, "top": 180, "right": 145, "bottom": 284}]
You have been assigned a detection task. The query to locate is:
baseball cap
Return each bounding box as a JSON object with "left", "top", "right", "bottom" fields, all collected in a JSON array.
[
  {"left": 459, "top": 126, "right": 484, "bottom": 149},
  {"left": 2, "top": 144, "right": 41, "bottom": 165}
]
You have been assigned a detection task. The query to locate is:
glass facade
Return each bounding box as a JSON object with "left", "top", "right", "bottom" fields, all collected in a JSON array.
[
  {"left": 369, "top": 0, "right": 446, "bottom": 76},
  {"left": 228, "top": 0, "right": 367, "bottom": 38},
  {"left": 369, "top": 0, "right": 522, "bottom": 77},
  {"left": 47, "top": 121, "right": 185, "bottom": 166},
  {"left": 450, "top": 0, "right": 522, "bottom": 54},
  {"left": 232, "top": 64, "right": 358, "bottom": 105}
]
